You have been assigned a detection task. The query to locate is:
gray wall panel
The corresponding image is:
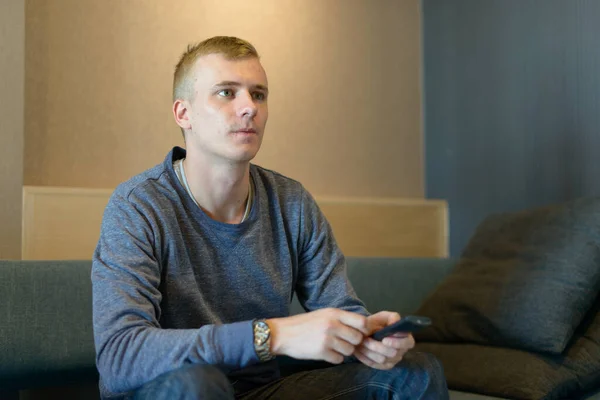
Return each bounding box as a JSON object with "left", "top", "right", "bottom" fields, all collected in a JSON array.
[{"left": 424, "top": 0, "right": 600, "bottom": 255}]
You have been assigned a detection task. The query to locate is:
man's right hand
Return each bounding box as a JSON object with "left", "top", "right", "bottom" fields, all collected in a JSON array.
[{"left": 266, "top": 308, "right": 369, "bottom": 364}]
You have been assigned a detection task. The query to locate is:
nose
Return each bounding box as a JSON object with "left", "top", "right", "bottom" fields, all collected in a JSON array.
[{"left": 236, "top": 91, "right": 258, "bottom": 119}]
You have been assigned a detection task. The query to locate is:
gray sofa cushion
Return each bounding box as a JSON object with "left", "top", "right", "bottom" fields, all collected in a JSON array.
[
  {"left": 416, "top": 197, "right": 600, "bottom": 354},
  {"left": 0, "top": 260, "right": 97, "bottom": 390},
  {"left": 416, "top": 342, "right": 569, "bottom": 400},
  {"left": 290, "top": 257, "right": 457, "bottom": 316},
  {"left": 417, "top": 297, "right": 600, "bottom": 399}
]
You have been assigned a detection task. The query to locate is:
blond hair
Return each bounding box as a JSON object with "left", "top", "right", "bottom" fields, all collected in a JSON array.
[{"left": 173, "top": 36, "right": 260, "bottom": 103}]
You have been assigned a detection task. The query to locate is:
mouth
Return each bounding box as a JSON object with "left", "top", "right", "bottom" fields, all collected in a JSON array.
[{"left": 233, "top": 128, "right": 257, "bottom": 134}]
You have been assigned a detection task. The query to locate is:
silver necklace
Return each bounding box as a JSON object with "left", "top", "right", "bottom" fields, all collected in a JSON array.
[{"left": 178, "top": 159, "right": 252, "bottom": 222}]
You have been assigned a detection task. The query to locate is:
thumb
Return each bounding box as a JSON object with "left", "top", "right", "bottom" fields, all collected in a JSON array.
[
  {"left": 386, "top": 311, "right": 401, "bottom": 325},
  {"left": 368, "top": 311, "right": 401, "bottom": 331}
]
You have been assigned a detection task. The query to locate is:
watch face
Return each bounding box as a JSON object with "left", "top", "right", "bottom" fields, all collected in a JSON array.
[
  {"left": 255, "top": 321, "right": 270, "bottom": 345},
  {"left": 255, "top": 332, "right": 267, "bottom": 345},
  {"left": 253, "top": 320, "right": 273, "bottom": 361}
]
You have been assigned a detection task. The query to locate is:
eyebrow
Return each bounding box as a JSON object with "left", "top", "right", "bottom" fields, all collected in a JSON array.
[{"left": 212, "top": 81, "right": 269, "bottom": 93}]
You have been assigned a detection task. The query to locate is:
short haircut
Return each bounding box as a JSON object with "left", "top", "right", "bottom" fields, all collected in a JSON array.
[{"left": 173, "top": 36, "right": 260, "bottom": 103}]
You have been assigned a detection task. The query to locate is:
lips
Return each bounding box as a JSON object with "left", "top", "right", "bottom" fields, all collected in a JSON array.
[{"left": 233, "top": 128, "right": 257, "bottom": 134}]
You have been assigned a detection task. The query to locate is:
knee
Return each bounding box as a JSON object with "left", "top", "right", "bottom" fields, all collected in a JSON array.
[
  {"left": 404, "top": 351, "right": 445, "bottom": 378},
  {"left": 134, "top": 364, "right": 234, "bottom": 400},
  {"left": 399, "top": 351, "right": 448, "bottom": 398}
]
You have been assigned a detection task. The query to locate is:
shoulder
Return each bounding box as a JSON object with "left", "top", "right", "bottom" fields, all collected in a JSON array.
[
  {"left": 250, "top": 164, "right": 324, "bottom": 223},
  {"left": 250, "top": 164, "right": 307, "bottom": 198},
  {"left": 113, "top": 164, "right": 169, "bottom": 203},
  {"left": 108, "top": 148, "right": 181, "bottom": 211}
]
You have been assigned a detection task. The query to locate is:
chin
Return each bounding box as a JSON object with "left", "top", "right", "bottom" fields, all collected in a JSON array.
[
  {"left": 222, "top": 150, "right": 257, "bottom": 164},
  {"left": 233, "top": 144, "right": 261, "bottom": 162},
  {"left": 237, "top": 151, "right": 259, "bottom": 163}
]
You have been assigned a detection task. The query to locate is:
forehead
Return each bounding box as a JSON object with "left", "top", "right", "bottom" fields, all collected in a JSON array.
[{"left": 192, "top": 53, "right": 268, "bottom": 88}]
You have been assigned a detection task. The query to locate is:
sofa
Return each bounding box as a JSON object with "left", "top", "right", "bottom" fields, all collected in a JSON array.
[{"left": 1, "top": 256, "right": 599, "bottom": 399}]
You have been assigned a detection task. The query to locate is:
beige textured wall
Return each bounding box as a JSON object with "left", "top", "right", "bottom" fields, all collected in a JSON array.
[
  {"left": 25, "top": 0, "right": 423, "bottom": 198},
  {"left": 0, "top": 1, "right": 24, "bottom": 259}
]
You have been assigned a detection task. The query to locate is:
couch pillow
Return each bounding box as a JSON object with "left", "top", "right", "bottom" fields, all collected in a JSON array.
[
  {"left": 416, "top": 295, "right": 600, "bottom": 399},
  {"left": 416, "top": 343, "right": 571, "bottom": 399},
  {"left": 415, "top": 197, "right": 600, "bottom": 354}
]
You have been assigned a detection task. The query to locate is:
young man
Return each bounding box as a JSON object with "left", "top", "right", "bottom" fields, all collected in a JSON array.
[{"left": 91, "top": 36, "right": 448, "bottom": 400}]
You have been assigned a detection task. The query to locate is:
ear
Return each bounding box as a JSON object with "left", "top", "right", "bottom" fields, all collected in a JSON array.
[{"left": 173, "top": 99, "right": 192, "bottom": 130}]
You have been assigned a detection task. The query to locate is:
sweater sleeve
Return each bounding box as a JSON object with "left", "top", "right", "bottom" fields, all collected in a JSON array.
[
  {"left": 91, "top": 193, "right": 258, "bottom": 394},
  {"left": 294, "top": 188, "right": 370, "bottom": 317}
]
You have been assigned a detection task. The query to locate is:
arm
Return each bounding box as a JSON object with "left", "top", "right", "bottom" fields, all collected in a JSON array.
[
  {"left": 259, "top": 188, "right": 372, "bottom": 365},
  {"left": 91, "top": 193, "right": 258, "bottom": 394},
  {"left": 290, "top": 194, "right": 418, "bottom": 369},
  {"left": 288, "top": 188, "right": 418, "bottom": 368},
  {"left": 294, "top": 189, "right": 369, "bottom": 316}
]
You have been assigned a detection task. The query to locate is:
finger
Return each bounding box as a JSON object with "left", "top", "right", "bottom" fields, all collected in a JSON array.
[
  {"left": 335, "top": 325, "right": 364, "bottom": 346},
  {"left": 354, "top": 348, "right": 377, "bottom": 368},
  {"left": 362, "top": 337, "right": 398, "bottom": 358},
  {"left": 323, "top": 349, "right": 345, "bottom": 365},
  {"left": 382, "top": 334, "right": 409, "bottom": 347},
  {"left": 380, "top": 361, "right": 397, "bottom": 370},
  {"left": 329, "top": 336, "right": 356, "bottom": 357},
  {"left": 337, "top": 311, "right": 369, "bottom": 335},
  {"left": 389, "top": 332, "right": 410, "bottom": 339},
  {"left": 382, "top": 335, "right": 415, "bottom": 350},
  {"left": 355, "top": 347, "right": 396, "bottom": 370},
  {"left": 387, "top": 312, "right": 401, "bottom": 325},
  {"left": 365, "top": 311, "right": 401, "bottom": 335},
  {"left": 370, "top": 311, "right": 401, "bottom": 324},
  {"left": 355, "top": 344, "right": 387, "bottom": 365}
]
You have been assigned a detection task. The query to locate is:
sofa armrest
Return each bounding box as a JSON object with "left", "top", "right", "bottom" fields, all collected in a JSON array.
[
  {"left": 0, "top": 260, "right": 97, "bottom": 391},
  {"left": 290, "top": 257, "right": 457, "bottom": 316}
]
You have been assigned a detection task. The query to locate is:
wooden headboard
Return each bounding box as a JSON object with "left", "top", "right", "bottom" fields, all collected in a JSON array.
[{"left": 22, "top": 186, "right": 448, "bottom": 260}]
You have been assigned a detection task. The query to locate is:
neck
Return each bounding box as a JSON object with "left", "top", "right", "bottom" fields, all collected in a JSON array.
[{"left": 182, "top": 151, "right": 250, "bottom": 224}]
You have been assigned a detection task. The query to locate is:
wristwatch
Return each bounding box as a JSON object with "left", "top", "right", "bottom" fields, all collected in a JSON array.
[{"left": 252, "top": 319, "right": 274, "bottom": 362}]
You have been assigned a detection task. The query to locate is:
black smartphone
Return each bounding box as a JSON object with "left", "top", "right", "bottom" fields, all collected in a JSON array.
[{"left": 370, "top": 315, "right": 432, "bottom": 341}]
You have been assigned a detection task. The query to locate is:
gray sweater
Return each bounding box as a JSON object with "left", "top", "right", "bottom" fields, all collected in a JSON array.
[{"left": 92, "top": 147, "right": 368, "bottom": 398}]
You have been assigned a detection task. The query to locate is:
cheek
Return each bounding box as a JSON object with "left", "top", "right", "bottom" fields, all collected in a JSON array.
[
  {"left": 203, "top": 100, "right": 223, "bottom": 117},
  {"left": 202, "top": 104, "right": 231, "bottom": 127},
  {"left": 259, "top": 107, "right": 269, "bottom": 124}
]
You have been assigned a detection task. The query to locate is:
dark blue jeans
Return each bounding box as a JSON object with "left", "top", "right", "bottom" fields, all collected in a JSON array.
[{"left": 132, "top": 351, "right": 449, "bottom": 400}]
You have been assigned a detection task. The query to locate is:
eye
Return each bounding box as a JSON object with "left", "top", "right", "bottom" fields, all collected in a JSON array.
[
  {"left": 218, "top": 89, "right": 234, "bottom": 98},
  {"left": 252, "top": 92, "right": 266, "bottom": 101}
]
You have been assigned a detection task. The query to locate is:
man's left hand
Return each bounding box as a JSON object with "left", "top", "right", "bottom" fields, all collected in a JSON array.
[{"left": 353, "top": 311, "right": 415, "bottom": 370}]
